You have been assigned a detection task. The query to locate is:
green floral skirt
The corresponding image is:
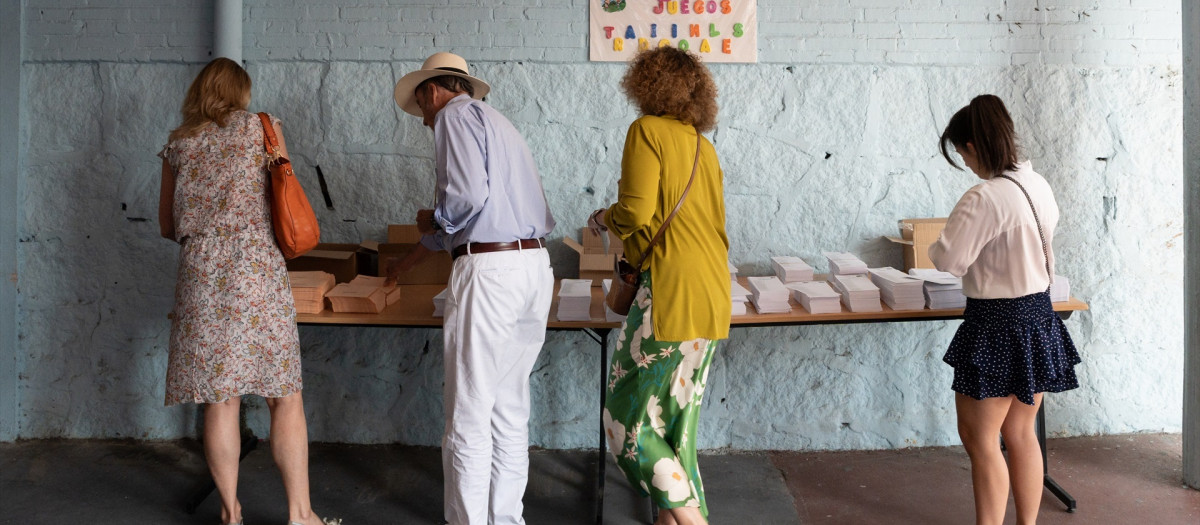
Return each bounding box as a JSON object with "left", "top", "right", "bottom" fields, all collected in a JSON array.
[{"left": 603, "top": 271, "right": 719, "bottom": 517}]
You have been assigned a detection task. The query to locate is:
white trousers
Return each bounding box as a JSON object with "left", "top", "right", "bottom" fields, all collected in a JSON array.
[{"left": 442, "top": 247, "right": 553, "bottom": 525}]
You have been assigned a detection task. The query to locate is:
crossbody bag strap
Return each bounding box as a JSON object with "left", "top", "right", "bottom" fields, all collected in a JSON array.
[
  {"left": 634, "top": 131, "right": 703, "bottom": 270},
  {"left": 995, "top": 174, "right": 1053, "bottom": 289}
]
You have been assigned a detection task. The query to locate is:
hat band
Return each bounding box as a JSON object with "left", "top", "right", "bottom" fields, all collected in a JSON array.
[{"left": 435, "top": 66, "right": 468, "bottom": 75}]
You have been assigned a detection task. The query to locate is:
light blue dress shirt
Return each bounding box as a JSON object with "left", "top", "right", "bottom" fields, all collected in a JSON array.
[{"left": 420, "top": 94, "right": 555, "bottom": 253}]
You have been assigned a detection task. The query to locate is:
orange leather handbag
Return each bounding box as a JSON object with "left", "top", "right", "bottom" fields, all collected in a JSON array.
[{"left": 258, "top": 113, "right": 319, "bottom": 259}]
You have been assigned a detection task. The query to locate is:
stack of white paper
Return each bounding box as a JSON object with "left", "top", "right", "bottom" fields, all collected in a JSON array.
[
  {"left": 828, "top": 273, "right": 883, "bottom": 312},
  {"left": 728, "top": 261, "right": 739, "bottom": 280},
  {"left": 1050, "top": 274, "right": 1070, "bottom": 303},
  {"left": 908, "top": 268, "right": 967, "bottom": 309},
  {"left": 747, "top": 276, "right": 791, "bottom": 314},
  {"left": 731, "top": 279, "right": 751, "bottom": 316},
  {"left": 867, "top": 267, "right": 926, "bottom": 311},
  {"left": 556, "top": 279, "right": 593, "bottom": 321},
  {"left": 785, "top": 281, "right": 842, "bottom": 314},
  {"left": 601, "top": 279, "right": 628, "bottom": 322},
  {"left": 433, "top": 288, "right": 449, "bottom": 317},
  {"left": 770, "top": 256, "right": 814, "bottom": 283},
  {"left": 823, "top": 251, "right": 869, "bottom": 275}
]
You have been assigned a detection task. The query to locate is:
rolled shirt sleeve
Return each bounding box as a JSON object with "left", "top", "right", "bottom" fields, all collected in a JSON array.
[{"left": 432, "top": 109, "right": 489, "bottom": 236}]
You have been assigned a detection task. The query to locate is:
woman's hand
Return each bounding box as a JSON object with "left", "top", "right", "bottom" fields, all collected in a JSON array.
[{"left": 587, "top": 208, "right": 608, "bottom": 235}]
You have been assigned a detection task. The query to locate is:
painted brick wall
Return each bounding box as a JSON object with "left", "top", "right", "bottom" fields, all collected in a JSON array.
[
  {"left": 24, "top": 0, "right": 1182, "bottom": 66},
  {"left": 12, "top": 1, "right": 1186, "bottom": 448}
]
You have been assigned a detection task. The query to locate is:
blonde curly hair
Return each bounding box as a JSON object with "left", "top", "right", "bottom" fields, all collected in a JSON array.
[{"left": 620, "top": 47, "right": 718, "bottom": 133}]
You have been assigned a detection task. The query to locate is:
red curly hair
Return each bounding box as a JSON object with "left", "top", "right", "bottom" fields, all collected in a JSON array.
[{"left": 620, "top": 47, "right": 718, "bottom": 133}]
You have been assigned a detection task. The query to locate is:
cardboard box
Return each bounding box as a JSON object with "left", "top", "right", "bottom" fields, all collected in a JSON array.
[
  {"left": 565, "top": 228, "right": 622, "bottom": 286},
  {"left": 379, "top": 224, "right": 453, "bottom": 284},
  {"left": 885, "top": 218, "right": 948, "bottom": 271},
  {"left": 285, "top": 243, "right": 370, "bottom": 283}
]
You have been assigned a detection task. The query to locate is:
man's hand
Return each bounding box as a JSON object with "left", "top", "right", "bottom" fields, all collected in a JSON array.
[
  {"left": 587, "top": 208, "right": 608, "bottom": 236},
  {"left": 416, "top": 209, "right": 438, "bottom": 235}
]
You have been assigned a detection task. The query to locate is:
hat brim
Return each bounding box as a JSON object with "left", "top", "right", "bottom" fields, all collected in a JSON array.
[{"left": 393, "top": 70, "right": 491, "bottom": 117}]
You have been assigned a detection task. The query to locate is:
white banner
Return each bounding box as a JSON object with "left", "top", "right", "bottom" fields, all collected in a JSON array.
[{"left": 589, "top": 0, "right": 758, "bottom": 63}]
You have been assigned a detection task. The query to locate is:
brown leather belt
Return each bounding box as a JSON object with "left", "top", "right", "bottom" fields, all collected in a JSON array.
[{"left": 451, "top": 238, "right": 546, "bottom": 260}]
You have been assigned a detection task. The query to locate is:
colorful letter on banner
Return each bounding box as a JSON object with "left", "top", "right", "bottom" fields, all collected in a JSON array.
[{"left": 589, "top": 0, "right": 757, "bottom": 63}]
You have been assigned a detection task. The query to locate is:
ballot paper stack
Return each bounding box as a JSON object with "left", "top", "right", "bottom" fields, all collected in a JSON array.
[
  {"left": 288, "top": 271, "right": 336, "bottom": 314},
  {"left": 828, "top": 273, "right": 883, "bottom": 312},
  {"left": 432, "top": 288, "right": 449, "bottom": 317},
  {"left": 731, "top": 279, "right": 752, "bottom": 316},
  {"left": 823, "top": 251, "right": 869, "bottom": 275},
  {"left": 1050, "top": 275, "right": 1070, "bottom": 303},
  {"left": 785, "top": 281, "right": 842, "bottom": 314},
  {"left": 867, "top": 267, "right": 927, "bottom": 311},
  {"left": 908, "top": 268, "right": 967, "bottom": 309},
  {"left": 771, "top": 256, "right": 814, "bottom": 283},
  {"left": 747, "top": 276, "right": 792, "bottom": 314},
  {"left": 556, "top": 279, "right": 593, "bottom": 321},
  {"left": 326, "top": 275, "right": 402, "bottom": 314},
  {"left": 601, "top": 280, "right": 628, "bottom": 322},
  {"left": 728, "top": 261, "right": 739, "bottom": 280}
]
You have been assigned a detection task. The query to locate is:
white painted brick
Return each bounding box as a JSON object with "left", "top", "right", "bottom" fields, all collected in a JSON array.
[
  {"left": 306, "top": 6, "right": 338, "bottom": 20},
  {"left": 1142, "top": 39, "right": 1181, "bottom": 54},
  {"left": 854, "top": 22, "right": 900, "bottom": 38},
  {"left": 1010, "top": 52, "right": 1043, "bottom": 65},
  {"left": 896, "top": 22, "right": 947, "bottom": 38},
  {"left": 339, "top": 7, "right": 398, "bottom": 20},
  {"left": 524, "top": 7, "right": 579, "bottom": 22},
  {"left": 493, "top": 8, "right": 527, "bottom": 21},
  {"left": 803, "top": 7, "right": 865, "bottom": 22},
  {"left": 432, "top": 7, "right": 493, "bottom": 21}
]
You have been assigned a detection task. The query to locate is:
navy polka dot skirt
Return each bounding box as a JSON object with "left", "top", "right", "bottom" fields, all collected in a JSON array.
[{"left": 944, "top": 291, "right": 1080, "bottom": 405}]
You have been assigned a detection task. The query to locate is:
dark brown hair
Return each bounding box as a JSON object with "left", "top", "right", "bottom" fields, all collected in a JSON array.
[
  {"left": 621, "top": 46, "right": 718, "bottom": 133},
  {"left": 169, "top": 58, "right": 251, "bottom": 142},
  {"left": 939, "top": 94, "right": 1019, "bottom": 177},
  {"left": 418, "top": 75, "right": 475, "bottom": 98}
]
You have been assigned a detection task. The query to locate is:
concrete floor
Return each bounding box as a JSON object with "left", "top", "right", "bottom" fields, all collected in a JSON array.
[{"left": 1, "top": 433, "right": 1197, "bottom": 524}]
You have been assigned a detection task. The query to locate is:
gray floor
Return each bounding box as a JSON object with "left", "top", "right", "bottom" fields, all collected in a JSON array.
[
  {"left": 3, "top": 434, "right": 1197, "bottom": 524},
  {"left": 0, "top": 439, "right": 797, "bottom": 525}
]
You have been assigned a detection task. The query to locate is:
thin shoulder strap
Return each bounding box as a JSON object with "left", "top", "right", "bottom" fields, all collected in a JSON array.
[
  {"left": 633, "top": 131, "right": 703, "bottom": 270},
  {"left": 995, "top": 174, "right": 1053, "bottom": 288}
]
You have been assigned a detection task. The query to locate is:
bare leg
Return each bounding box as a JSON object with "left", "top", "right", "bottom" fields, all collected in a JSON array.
[
  {"left": 1000, "top": 393, "right": 1044, "bottom": 525},
  {"left": 955, "top": 393, "right": 1014, "bottom": 525},
  {"left": 653, "top": 507, "right": 678, "bottom": 525},
  {"left": 664, "top": 506, "right": 706, "bottom": 525},
  {"left": 265, "top": 392, "right": 324, "bottom": 525},
  {"left": 204, "top": 398, "right": 243, "bottom": 525}
]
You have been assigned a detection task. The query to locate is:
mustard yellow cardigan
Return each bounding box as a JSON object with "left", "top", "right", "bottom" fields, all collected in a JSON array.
[{"left": 605, "top": 115, "right": 731, "bottom": 341}]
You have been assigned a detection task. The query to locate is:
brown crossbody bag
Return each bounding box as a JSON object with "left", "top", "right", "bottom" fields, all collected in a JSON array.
[{"left": 605, "top": 132, "right": 703, "bottom": 315}]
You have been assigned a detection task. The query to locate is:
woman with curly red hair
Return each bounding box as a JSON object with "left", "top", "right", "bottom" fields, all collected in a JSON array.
[{"left": 588, "top": 47, "right": 729, "bottom": 525}]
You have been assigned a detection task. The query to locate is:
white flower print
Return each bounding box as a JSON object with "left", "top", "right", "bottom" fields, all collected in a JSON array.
[
  {"left": 684, "top": 498, "right": 699, "bottom": 508},
  {"left": 678, "top": 338, "right": 708, "bottom": 372},
  {"left": 640, "top": 480, "right": 650, "bottom": 494},
  {"left": 603, "top": 409, "right": 627, "bottom": 460},
  {"left": 651, "top": 457, "right": 692, "bottom": 502},
  {"left": 627, "top": 421, "right": 642, "bottom": 446},
  {"left": 647, "top": 396, "right": 666, "bottom": 437},
  {"left": 670, "top": 364, "right": 698, "bottom": 409},
  {"left": 635, "top": 284, "right": 651, "bottom": 307}
]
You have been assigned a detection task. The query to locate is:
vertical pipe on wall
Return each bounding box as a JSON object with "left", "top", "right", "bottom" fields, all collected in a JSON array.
[
  {"left": 0, "top": 0, "right": 22, "bottom": 441},
  {"left": 1184, "top": 1, "right": 1200, "bottom": 491},
  {"left": 214, "top": 0, "right": 243, "bottom": 63}
]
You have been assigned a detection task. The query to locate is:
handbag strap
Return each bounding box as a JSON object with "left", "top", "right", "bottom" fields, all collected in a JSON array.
[
  {"left": 257, "top": 112, "right": 283, "bottom": 161},
  {"left": 633, "top": 131, "right": 703, "bottom": 270},
  {"left": 995, "top": 174, "right": 1053, "bottom": 288}
]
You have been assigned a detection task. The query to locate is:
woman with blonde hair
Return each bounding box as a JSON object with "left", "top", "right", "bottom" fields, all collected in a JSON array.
[
  {"left": 588, "top": 47, "right": 729, "bottom": 525},
  {"left": 158, "top": 57, "right": 337, "bottom": 525}
]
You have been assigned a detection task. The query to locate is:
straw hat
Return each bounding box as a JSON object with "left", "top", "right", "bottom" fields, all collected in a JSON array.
[{"left": 393, "top": 52, "right": 491, "bottom": 117}]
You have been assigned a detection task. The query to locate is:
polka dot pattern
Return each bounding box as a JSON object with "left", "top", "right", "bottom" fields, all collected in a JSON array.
[{"left": 944, "top": 291, "right": 1080, "bottom": 406}]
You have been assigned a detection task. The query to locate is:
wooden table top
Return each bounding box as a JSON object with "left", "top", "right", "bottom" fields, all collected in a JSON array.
[{"left": 296, "top": 278, "right": 1090, "bottom": 329}]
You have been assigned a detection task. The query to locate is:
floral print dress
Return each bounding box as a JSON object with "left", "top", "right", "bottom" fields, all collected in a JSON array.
[
  {"left": 604, "top": 271, "right": 719, "bottom": 518},
  {"left": 159, "top": 110, "right": 302, "bottom": 405}
]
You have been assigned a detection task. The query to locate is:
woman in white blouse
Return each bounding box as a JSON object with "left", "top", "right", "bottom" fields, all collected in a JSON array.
[{"left": 929, "top": 94, "right": 1080, "bottom": 525}]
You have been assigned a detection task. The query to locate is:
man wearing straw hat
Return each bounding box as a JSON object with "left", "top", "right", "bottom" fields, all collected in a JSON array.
[{"left": 389, "top": 52, "right": 555, "bottom": 525}]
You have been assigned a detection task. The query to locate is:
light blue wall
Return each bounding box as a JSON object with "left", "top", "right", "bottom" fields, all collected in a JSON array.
[
  {"left": 10, "top": 1, "right": 1187, "bottom": 450},
  {"left": 0, "top": 0, "right": 23, "bottom": 442}
]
